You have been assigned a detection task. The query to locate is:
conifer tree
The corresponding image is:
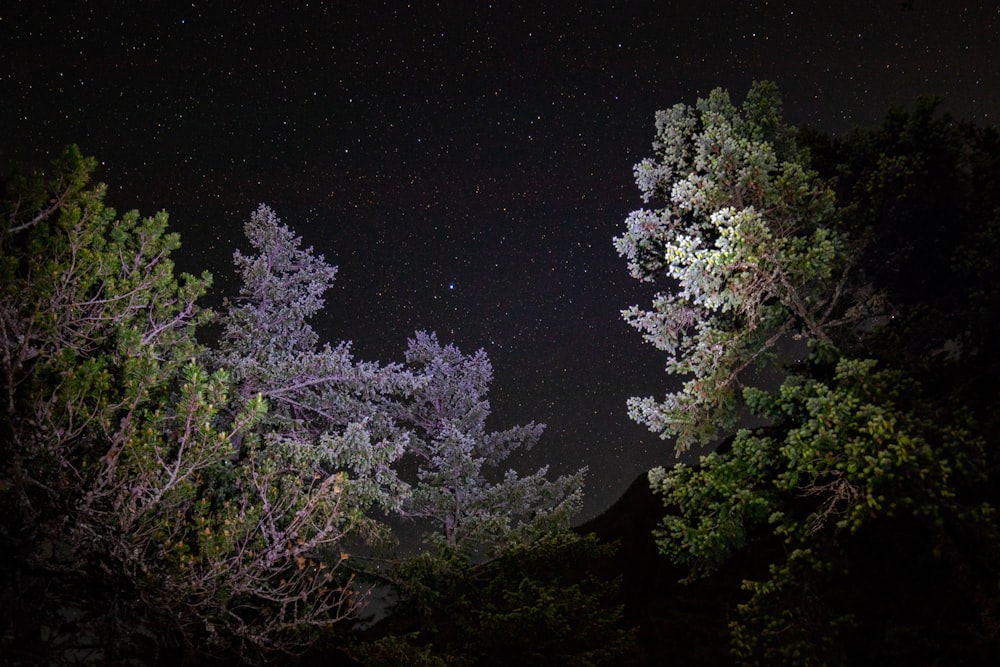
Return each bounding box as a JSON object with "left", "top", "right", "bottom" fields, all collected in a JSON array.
[
  {"left": 0, "top": 160, "right": 405, "bottom": 661},
  {"left": 395, "top": 331, "right": 585, "bottom": 555},
  {"left": 212, "top": 204, "right": 419, "bottom": 516}
]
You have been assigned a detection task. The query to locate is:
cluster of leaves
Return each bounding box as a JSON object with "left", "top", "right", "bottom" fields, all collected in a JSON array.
[
  {"left": 1, "top": 145, "right": 225, "bottom": 661},
  {"left": 0, "top": 150, "right": 368, "bottom": 662},
  {"left": 0, "top": 151, "right": 583, "bottom": 663},
  {"left": 656, "top": 358, "right": 994, "bottom": 662},
  {"left": 351, "top": 531, "right": 635, "bottom": 666},
  {"left": 614, "top": 81, "right": 860, "bottom": 452},
  {"left": 619, "top": 84, "right": 1000, "bottom": 663}
]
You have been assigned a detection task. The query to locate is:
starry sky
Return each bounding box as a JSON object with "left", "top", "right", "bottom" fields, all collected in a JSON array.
[{"left": 2, "top": 1, "right": 997, "bottom": 521}]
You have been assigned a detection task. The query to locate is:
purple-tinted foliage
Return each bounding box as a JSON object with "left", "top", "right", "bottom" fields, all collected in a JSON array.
[
  {"left": 212, "top": 204, "right": 421, "bottom": 512},
  {"left": 396, "top": 330, "right": 585, "bottom": 555}
]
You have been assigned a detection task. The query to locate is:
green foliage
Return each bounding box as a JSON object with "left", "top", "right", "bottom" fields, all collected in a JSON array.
[
  {"left": 624, "top": 90, "right": 1000, "bottom": 663},
  {"left": 649, "top": 432, "right": 780, "bottom": 582},
  {"left": 354, "top": 531, "right": 635, "bottom": 666},
  {"left": 652, "top": 357, "right": 993, "bottom": 663},
  {"left": 356, "top": 633, "right": 451, "bottom": 667},
  {"left": 0, "top": 151, "right": 395, "bottom": 662},
  {"left": 1, "top": 145, "right": 222, "bottom": 661}
]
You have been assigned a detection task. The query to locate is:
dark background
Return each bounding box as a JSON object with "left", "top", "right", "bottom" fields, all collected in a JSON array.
[{"left": 2, "top": 1, "right": 997, "bottom": 520}]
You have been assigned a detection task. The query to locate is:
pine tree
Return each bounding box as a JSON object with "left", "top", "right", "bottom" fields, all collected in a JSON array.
[
  {"left": 212, "top": 204, "right": 418, "bottom": 514},
  {"left": 0, "top": 163, "right": 405, "bottom": 661},
  {"left": 395, "top": 331, "right": 585, "bottom": 555}
]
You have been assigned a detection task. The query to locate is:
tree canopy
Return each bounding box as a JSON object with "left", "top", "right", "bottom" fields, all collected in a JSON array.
[
  {"left": 4, "top": 82, "right": 1000, "bottom": 665},
  {"left": 618, "top": 83, "right": 1000, "bottom": 664},
  {"left": 0, "top": 151, "right": 590, "bottom": 664},
  {"left": 614, "top": 81, "right": 864, "bottom": 452}
]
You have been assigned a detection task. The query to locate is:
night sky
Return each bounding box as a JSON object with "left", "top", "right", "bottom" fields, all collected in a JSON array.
[{"left": 2, "top": 1, "right": 997, "bottom": 521}]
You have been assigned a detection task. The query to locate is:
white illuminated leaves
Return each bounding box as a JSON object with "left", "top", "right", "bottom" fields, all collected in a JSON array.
[{"left": 615, "top": 82, "right": 846, "bottom": 452}]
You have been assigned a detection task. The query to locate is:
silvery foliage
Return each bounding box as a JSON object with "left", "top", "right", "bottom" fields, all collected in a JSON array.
[
  {"left": 396, "top": 331, "right": 586, "bottom": 555},
  {"left": 213, "top": 204, "right": 420, "bottom": 514},
  {"left": 615, "top": 82, "right": 855, "bottom": 453}
]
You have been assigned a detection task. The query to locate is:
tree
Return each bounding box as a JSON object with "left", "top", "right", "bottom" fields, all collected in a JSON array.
[
  {"left": 0, "top": 156, "right": 402, "bottom": 662},
  {"left": 350, "top": 334, "right": 599, "bottom": 664},
  {"left": 618, "top": 87, "right": 1000, "bottom": 663},
  {"left": 614, "top": 81, "right": 866, "bottom": 453},
  {"left": 654, "top": 358, "right": 993, "bottom": 663},
  {"left": 162, "top": 203, "right": 432, "bottom": 658},
  {"left": 212, "top": 204, "right": 418, "bottom": 524},
  {"left": 395, "top": 330, "right": 585, "bottom": 555},
  {"left": 0, "top": 145, "right": 244, "bottom": 660},
  {"left": 801, "top": 98, "right": 1000, "bottom": 398}
]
